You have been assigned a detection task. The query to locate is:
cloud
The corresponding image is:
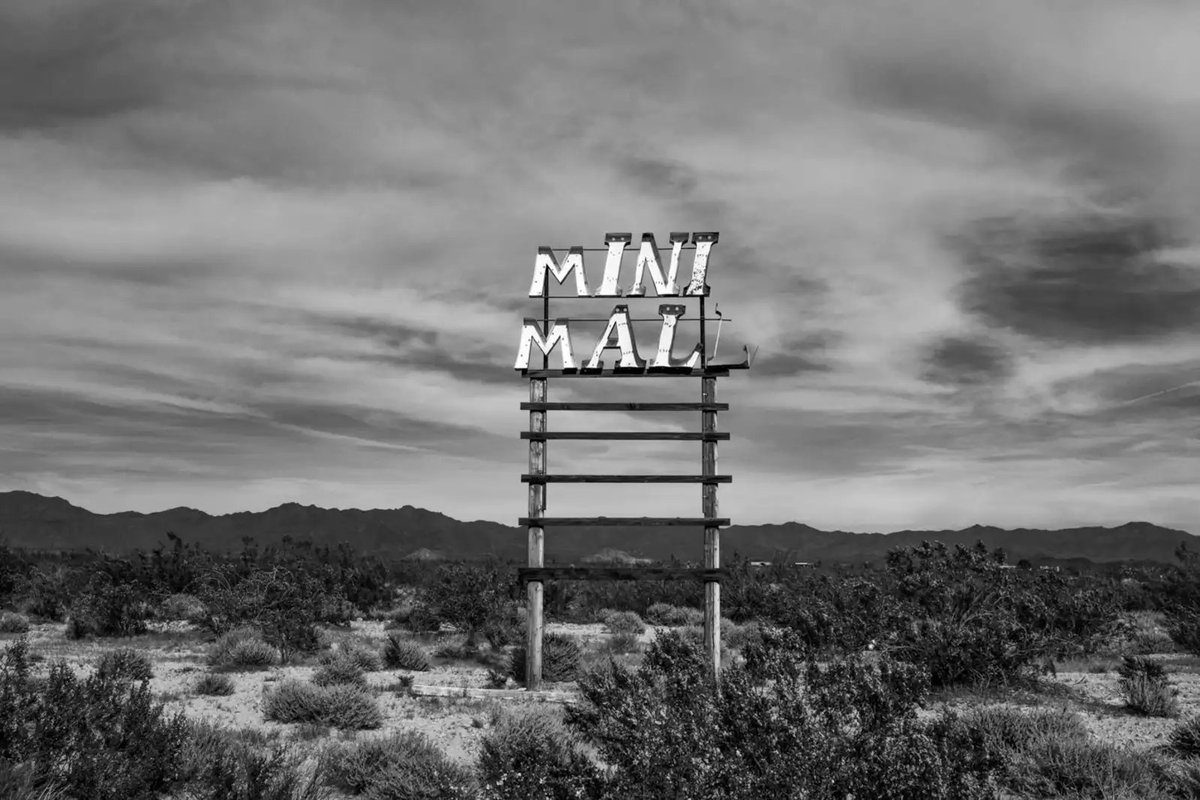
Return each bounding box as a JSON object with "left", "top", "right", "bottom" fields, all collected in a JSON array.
[
  {"left": 955, "top": 213, "right": 1200, "bottom": 344},
  {"left": 0, "top": 0, "right": 1198, "bottom": 533},
  {"left": 921, "top": 335, "right": 1012, "bottom": 386}
]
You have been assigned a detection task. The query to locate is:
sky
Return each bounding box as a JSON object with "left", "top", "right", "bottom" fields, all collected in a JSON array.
[{"left": 1, "top": 0, "right": 1199, "bottom": 533}]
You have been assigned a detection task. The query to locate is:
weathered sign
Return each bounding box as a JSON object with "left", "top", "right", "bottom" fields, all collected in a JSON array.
[
  {"left": 517, "top": 230, "right": 745, "bottom": 691},
  {"left": 514, "top": 232, "right": 717, "bottom": 372}
]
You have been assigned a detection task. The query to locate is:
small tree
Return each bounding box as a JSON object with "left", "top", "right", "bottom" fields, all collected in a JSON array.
[{"left": 419, "top": 563, "right": 514, "bottom": 647}]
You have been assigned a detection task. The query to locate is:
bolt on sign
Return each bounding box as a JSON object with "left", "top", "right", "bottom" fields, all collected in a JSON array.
[{"left": 514, "top": 232, "right": 750, "bottom": 690}]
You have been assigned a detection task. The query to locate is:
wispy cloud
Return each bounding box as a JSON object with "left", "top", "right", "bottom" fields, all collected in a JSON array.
[{"left": 1, "top": 0, "right": 1197, "bottom": 532}]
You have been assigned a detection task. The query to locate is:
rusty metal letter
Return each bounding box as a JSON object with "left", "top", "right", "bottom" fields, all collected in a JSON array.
[
  {"left": 514, "top": 320, "right": 576, "bottom": 370},
  {"left": 596, "top": 233, "right": 632, "bottom": 297},
  {"left": 652, "top": 304, "right": 701, "bottom": 368},
  {"left": 684, "top": 232, "right": 719, "bottom": 296},
  {"left": 585, "top": 305, "right": 645, "bottom": 370},
  {"left": 529, "top": 246, "right": 589, "bottom": 297},
  {"left": 628, "top": 233, "right": 682, "bottom": 297}
]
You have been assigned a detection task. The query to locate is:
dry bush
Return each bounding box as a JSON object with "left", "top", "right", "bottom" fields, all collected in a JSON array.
[
  {"left": 262, "top": 680, "right": 381, "bottom": 730},
  {"left": 311, "top": 655, "right": 366, "bottom": 688},
  {"left": 323, "top": 731, "right": 473, "bottom": 798},
  {"left": 208, "top": 628, "right": 281, "bottom": 670},
  {"left": 601, "top": 610, "right": 645, "bottom": 636},
  {"left": 1118, "top": 656, "right": 1180, "bottom": 718},
  {"left": 95, "top": 648, "right": 153, "bottom": 682},
  {"left": 180, "top": 719, "right": 326, "bottom": 800},
  {"left": 954, "top": 705, "right": 1169, "bottom": 798},
  {"left": 645, "top": 603, "right": 703, "bottom": 627},
  {"left": 156, "top": 593, "right": 207, "bottom": 623},
  {"left": 478, "top": 708, "right": 598, "bottom": 799},
  {"left": 1171, "top": 716, "right": 1200, "bottom": 757},
  {"left": 600, "top": 632, "right": 641, "bottom": 655},
  {"left": 510, "top": 634, "right": 581, "bottom": 684},
  {"left": 0, "top": 611, "right": 30, "bottom": 634},
  {"left": 193, "top": 673, "right": 235, "bottom": 697},
  {"left": 320, "top": 641, "right": 381, "bottom": 672},
  {"left": 382, "top": 633, "right": 430, "bottom": 671}
]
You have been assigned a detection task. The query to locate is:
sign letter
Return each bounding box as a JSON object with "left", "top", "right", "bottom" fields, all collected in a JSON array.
[
  {"left": 514, "top": 320, "right": 576, "bottom": 370},
  {"left": 628, "top": 232, "right": 685, "bottom": 296},
  {"left": 585, "top": 305, "right": 645, "bottom": 370},
  {"left": 683, "top": 232, "right": 718, "bottom": 296},
  {"left": 652, "top": 304, "right": 702, "bottom": 368},
  {"left": 596, "top": 233, "right": 632, "bottom": 297},
  {"left": 529, "top": 246, "right": 589, "bottom": 297}
]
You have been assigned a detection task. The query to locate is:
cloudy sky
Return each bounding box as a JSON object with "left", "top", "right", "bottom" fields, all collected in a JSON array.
[{"left": 2, "top": 0, "right": 1199, "bottom": 533}]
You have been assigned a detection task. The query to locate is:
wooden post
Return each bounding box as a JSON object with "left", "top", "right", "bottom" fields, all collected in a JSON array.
[
  {"left": 527, "top": 377, "right": 547, "bottom": 690},
  {"left": 701, "top": 376, "right": 720, "bottom": 681}
]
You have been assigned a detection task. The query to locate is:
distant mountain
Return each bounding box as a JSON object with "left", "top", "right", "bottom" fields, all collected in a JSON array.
[{"left": 0, "top": 491, "right": 1194, "bottom": 564}]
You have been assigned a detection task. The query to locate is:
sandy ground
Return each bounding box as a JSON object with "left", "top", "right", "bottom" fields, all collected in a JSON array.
[
  {"left": 4, "top": 620, "right": 621, "bottom": 765},
  {"left": 4, "top": 618, "right": 1196, "bottom": 767}
]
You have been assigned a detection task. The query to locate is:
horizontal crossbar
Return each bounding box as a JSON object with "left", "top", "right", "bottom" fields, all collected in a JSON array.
[
  {"left": 519, "top": 567, "right": 726, "bottom": 583},
  {"left": 521, "top": 402, "right": 728, "bottom": 411},
  {"left": 520, "top": 517, "right": 729, "bottom": 527},
  {"left": 521, "top": 431, "right": 728, "bottom": 441},
  {"left": 521, "top": 367, "right": 731, "bottom": 378},
  {"left": 521, "top": 474, "right": 731, "bottom": 484}
]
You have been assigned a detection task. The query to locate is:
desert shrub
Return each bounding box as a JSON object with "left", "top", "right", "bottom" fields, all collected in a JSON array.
[
  {"left": 406, "top": 605, "right": 442, "bottom": 634},
  {"left": 194, "top": 673, "right": 235, "bottom": 697},
  {"left": 180, "top": 720, "right": 326, "bottom": 800},
  {"left": 0, "top": 638, "right": 190, "bottom": 799},
  {"left": 952, "top": 705, "right": 1171, "bottom": 798},
  {"left": 312, "top": 655, "right": 366, "bottom": 688},
  {"left": 320, "top": 641, "right": 381, "bottom": 672},
  {"left": 419, "top": 563, "right": 516, "bottom": 646},
  {"left": 723, "top": 618, "right": 761, "bottom": 650},
  {"left": 156, "top": 592, "right": 208, "bottom": 623},
  {"left": 1170, "top": 716, "right": 1200, "bottom": 757},
  {"left": 478, "top": 708, "right": 600, "bottom": 800},
  {"left": 1108, "top": 611, "right": 1176, "bottom": 655},
  {"left": 1118, "top": 656, "right": 1180, "bottom": 717},
  {"left": 65, "top": 574, "right": 151, "bottom": 639},
  {"left": 14, "top": 567, "right": 73, "bottom": 622},
  {"left": 1166, "top": 607, "right": 1200, "bottom": 656},
  {"left": 96, "top": 648, "right": 153, "bottom": 682},
  {"left": 601, "top": 610, "right": 645, "bottom": 636},
  {"left": 481, "top": 603, "right": 524, "bottom": 649},
  {"left": 600, "top": 632, "right": 640, "bottom": 655},
  {"left": 0, "top": 611, "right": 30, "bottom": 634},
  {"left": 382, "top": 633, "right": 430, "bottom": 671},
  {"left": 567, "top": 630, "right": 995, "bottom": 798},
  {"left": 0, "top": 761, "right": 69, "bottom": 800},
  {"left": 323, "top": 731, "right": 474, "bottom": 799},
  {"left": 510, "top": 634, "right": 581, "bottom": 684},
  {"left": 209, "top": 628, "right": 281, "bottom": 670},
  {"left": 262, "top": 680, "right": 381, "bottom": 730},
  {"left": 645, "top": 603, "right": 703, "bottom": 627},
  {"left": 192, "top": 566, "right": 336, "bottom": 660},
  {"left": 882, "top": 542, "right": 1119, "bottom": 687}
]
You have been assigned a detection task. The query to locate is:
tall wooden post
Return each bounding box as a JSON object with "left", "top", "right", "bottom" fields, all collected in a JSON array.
[
  {"left": 526, "top": 378, "right": 547, "bottom": 690},
  {"left": 701, "top": 376, "right": 720, "bottom": 680}
]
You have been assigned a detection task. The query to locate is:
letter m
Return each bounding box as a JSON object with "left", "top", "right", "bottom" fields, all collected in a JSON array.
[
  {"left": 529, "top": 246, "right": 589, "bottom": 297},
  {"left": 514, "top": 320, "right": 576, "bottom": 370}
]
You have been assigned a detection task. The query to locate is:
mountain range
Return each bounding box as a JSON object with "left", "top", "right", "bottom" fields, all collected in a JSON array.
[{"left": 0, "top": 491, "right": 1193, "bottom": 565}]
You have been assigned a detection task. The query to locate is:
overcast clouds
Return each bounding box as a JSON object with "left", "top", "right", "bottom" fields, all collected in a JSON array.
[{"left": 1, "top": 0, "right": 1198, "bottom": 533}]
